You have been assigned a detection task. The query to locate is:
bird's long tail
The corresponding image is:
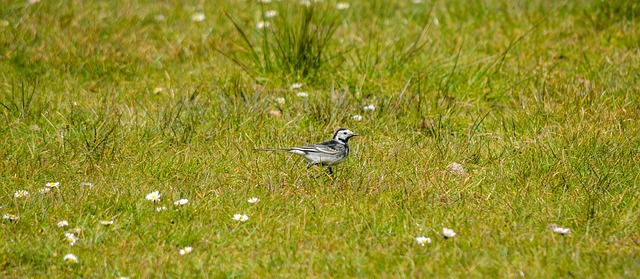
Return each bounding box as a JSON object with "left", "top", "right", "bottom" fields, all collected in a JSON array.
[{"left": 255, "top": 148, "right": 290, "bottom": 152}]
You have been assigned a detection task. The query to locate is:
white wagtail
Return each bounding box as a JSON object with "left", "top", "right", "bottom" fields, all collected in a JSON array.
[{"left": 257, "top": 128, "right": 359, "bottom": 174}]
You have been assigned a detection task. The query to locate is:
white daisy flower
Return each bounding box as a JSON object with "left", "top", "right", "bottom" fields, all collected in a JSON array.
[
  {"left": 45, "top": 182, "right": 60, "bottom": 188},
  {"left": 256, "top": 21, "right": 270, "bottom": 29},
  {"left": 296, "top": 92, "right": 309, "bottom": 98},
  {"left": 351, "top": 115, "right": 363, "bottom": 121},
  {"left": 63, "top": 253, "right": 78, "bottom": 263},
  {"left": 145, "top": 191, "right": 161, "bottom": 202},
  {"left": 14, "top": 190, "right": 29, "bottom": 198},
  {"left": 415, "top": 236, "right": 432, "bottom": 246},
  {"left": 265, "top": 10, "right": 278, "bottom": 18},
  {"left": 274, "top": 97, "right": 286, "bottom": 105},
  {"left": 179, "top": 246, "right": 193, "bottom": 255},
  {"left": 442, "top": 227, "right": 457, "bottom": 238},
  {"left": 153, "top": 87, "right": 164, "bottom": 94},
  {"left": 291, "top": 83, "right": 303, "bottom": 89},
  {"left": 57, "top": 220, "right": 69, "bottom": 228},
  {"left": 174, "top": 199, "right": 189, "bottom": 206},
  {"left": 550, "top": 224, "right": 571, "bottom": 235},
  {"left": 65, "top": 233, "right": 78, "bottom": 246},
  {"left": 191, "top": 12, "right": 206, "bottom": 22},
  {"left": 39, "top": 188, "right": 51, "bottom": 194},
  {"left": 363, "top": 104, "right": 375, "bottom": 111},
  {"left": 247, "top": 197, "right": 260, "bottom": 204},
  {"left": 233, "top": 214, "right": 249, "bottom": 222},
  {"left": 447, "top": 162, "right": 465, "bottom": 175},
  {"left": 156, "top": 206, "right": 168, "bottom": 212},
  {"left": 336, "top": 2, "right": 350, "bottom": 10},
  {"left": 2, "top": 214, "right": 18, "bottom": 221},
  {"left": 100, "top": 220, "right": 114, "bottom": 226}
]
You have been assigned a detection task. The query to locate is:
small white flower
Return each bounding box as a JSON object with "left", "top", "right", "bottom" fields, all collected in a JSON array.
[
  {"left": 72, "top": 227, "right": 82, "bottom": 234},
  {"left": 433, "top": 17, "right": 439, "bottom": 26},
  {"left": 274, "top": 97, "right": 286, "bottom": 105},
  {"left": 179, "top": 246, "right": 193, "bottom": 255},
  {"left": 447, "top": 162, "right": 465, "bottom": 175},
  {"left": 256, "top": 21, "right": 270, "bottom": 29},
  {"left": 174, "top": 199, "right": 189, "bottom": 206},
  {"left": 14, "top": 190, "right": 29, "bottom": 198},
  {"left": 550, "top": 224, "right": 571, "bottom": 235},
  {"left": 45, "top": 182, "right": 60, "bottom": 188},
  {"left": 65, "top": 233, "right": 78, "bottom": 246},
  {"left": 154, "top": 14, "right": 166, "bottom": 22},
  {"left": 146, "top": 191, "right": 161, "bottom": 202},
  {"left": 57, "top": 220, "right": 69, "bottom": 228},
  {"left": 363, "top": 104, "right": 375, "bottom": 111},
  {"left": 191, "top": 12, "right": 206, "bottom": 22},
  {"left": 336, "top": 2, "right": 350, "bottom": 10},
  {"left": 156, "top": 206, "right": 168, "bottom": 212},
  {"left": 247, "top": 197, "right": 260, "bottom": 204},
  {"left": 258, "top": 0, "right": 272, "bottom": 3},
  {"left": 415, "top": 236, "right": 432, "bottom": 246},
  {"left": 100, "top": 220, "right": 114, "bottom": 226},
  {"left": 442, "top": 227, "right": 456, "bottom": 238},
  {"left": 28, "top": 0, "right": 41, "bottom": 4},
  {"left": 291, "top": 83, "right": 303, "bottom": 89},
  {"left": 63, "top": 253, "right": 78, "bottom": 263},
  {"left": 265, "top": 10, "right": 278, "bottom": 18},
  {"left": 2, "top": 214, "right": 18, "bottom": 221},
  {"left": 351, "top": 115, "right": 363, "bottom": 121},
  {"left": 39, "top": 188, "right": 51, "bottom": 194},
  {"left": 80, "top": 182, "right": 94, "bottom": 188},
  {"left": 296, "top": 92, "right": 309, "bottom": 98},
  {"left": 412, "top": 0, "right": 423, "bottom": 3},
  {"left": 233, "top": 214, "right": 249, "bottom": 222}
]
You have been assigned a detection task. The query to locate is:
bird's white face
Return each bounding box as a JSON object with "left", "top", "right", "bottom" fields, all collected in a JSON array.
[{"left": 334, "top": 129, "right": 358, "bottom": 142}]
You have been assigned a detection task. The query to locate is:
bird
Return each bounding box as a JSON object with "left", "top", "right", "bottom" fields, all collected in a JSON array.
[{"left": 257, "top": 128, "right": 359, "bottom": 174}]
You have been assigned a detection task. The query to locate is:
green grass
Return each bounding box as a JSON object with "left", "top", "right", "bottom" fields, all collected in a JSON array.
[{"left": 1, "top": 0, "right": 639, "bottom": 277}]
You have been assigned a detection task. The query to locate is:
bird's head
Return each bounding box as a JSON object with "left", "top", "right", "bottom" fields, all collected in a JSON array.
[{"left": 333, "top": 128, "right": 358, "bottom": 143}]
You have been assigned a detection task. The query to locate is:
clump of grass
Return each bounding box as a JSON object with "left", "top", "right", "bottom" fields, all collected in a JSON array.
[
  {"left": 0, "top": 79, "right": 48, "bottom": 122},
  {"left": 217, "top": 4, "right": 342, "bottom": 81}
]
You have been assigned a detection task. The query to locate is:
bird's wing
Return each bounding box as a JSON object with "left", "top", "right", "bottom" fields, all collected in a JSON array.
[{"left": 290, "top": 140, "right": 342, "bottom": 155}]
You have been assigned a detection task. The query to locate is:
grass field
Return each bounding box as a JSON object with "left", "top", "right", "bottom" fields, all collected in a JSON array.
[{"left": 1, "top": 0, "right": 639, "bottom": 277}]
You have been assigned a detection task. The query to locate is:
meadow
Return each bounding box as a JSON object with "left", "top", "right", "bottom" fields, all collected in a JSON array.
[{"left": 1, "top": 0, "right": 639, "bottom": 277}]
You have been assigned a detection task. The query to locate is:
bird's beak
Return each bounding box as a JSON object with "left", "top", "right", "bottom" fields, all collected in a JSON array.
[{"left": 352, "top": 133, "right": 359, "bottom": 137}]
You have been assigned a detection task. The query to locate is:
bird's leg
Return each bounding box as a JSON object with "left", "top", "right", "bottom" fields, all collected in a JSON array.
[
  {"left": 307, "top": 162, "right": 319, "bottom": 169},
  {"left": 327, "top": 167, "right": 333, "bottom": 175}
]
